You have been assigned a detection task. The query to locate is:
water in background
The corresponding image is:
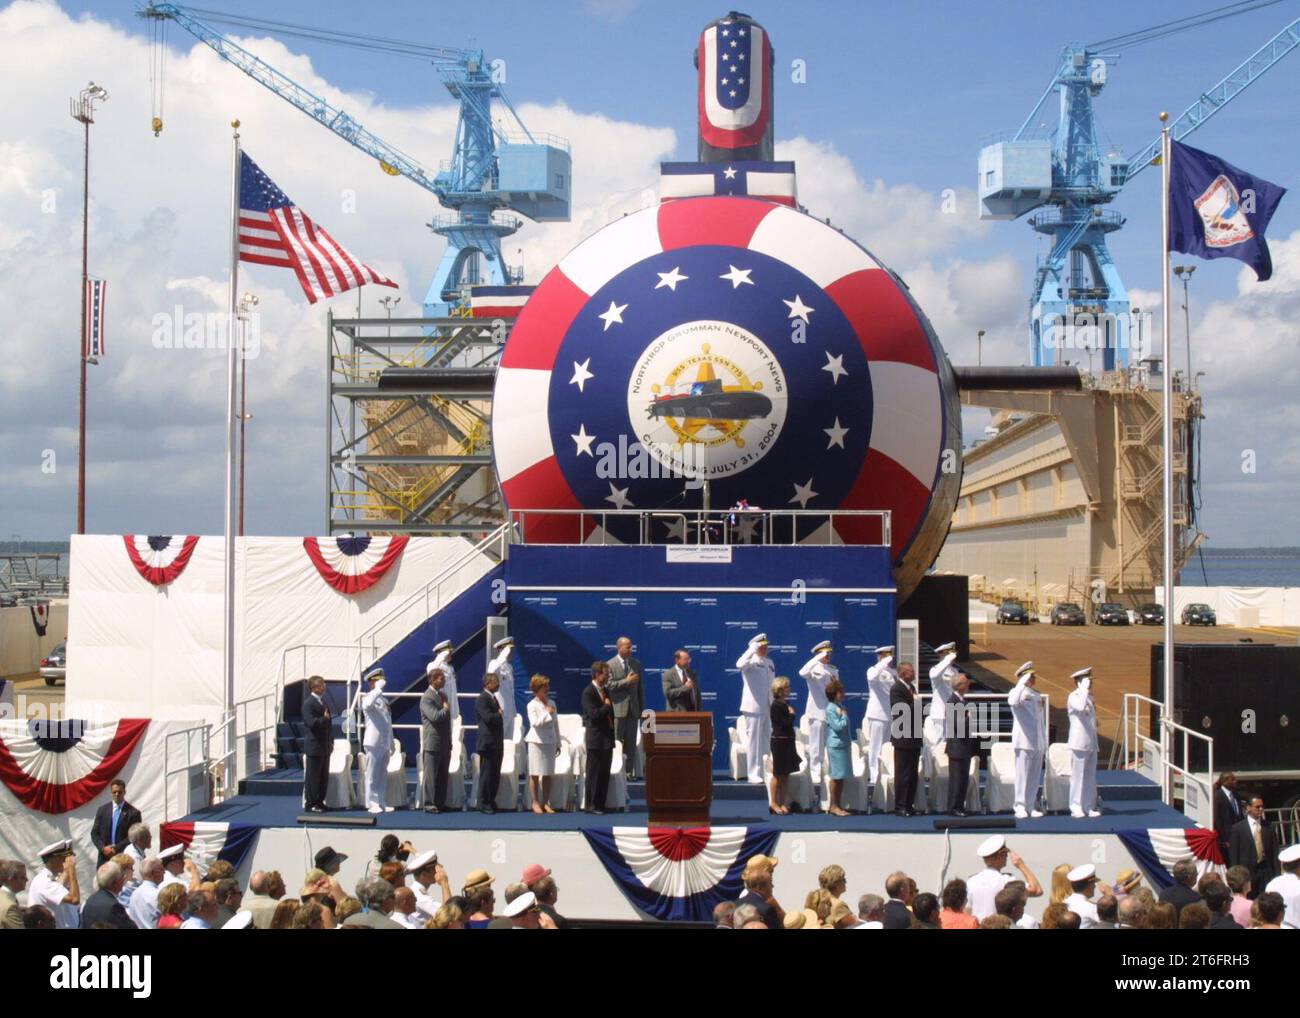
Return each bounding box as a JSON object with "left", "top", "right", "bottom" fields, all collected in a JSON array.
[{"left": 1187, "top": 555, "right": 1300, "bottom": 588}]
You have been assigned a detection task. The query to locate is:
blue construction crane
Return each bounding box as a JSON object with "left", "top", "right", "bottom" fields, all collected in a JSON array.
[
  {"left": 139, "top": 3, "right": 571, "bottom": 316},
  {"left": 980, "top": 11, "right": 1300, "bottom": 369}
]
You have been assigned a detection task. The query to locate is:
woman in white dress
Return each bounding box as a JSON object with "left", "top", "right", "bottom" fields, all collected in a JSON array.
[{"left": 525, "top": 674, "right": 558, "bottom": 815}]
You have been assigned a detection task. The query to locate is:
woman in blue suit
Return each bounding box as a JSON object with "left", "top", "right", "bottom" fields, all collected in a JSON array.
[{"left": 825, "top": 679, "right": 852, "bottom": 816}]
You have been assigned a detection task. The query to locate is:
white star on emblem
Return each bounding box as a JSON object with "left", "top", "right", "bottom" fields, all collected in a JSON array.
[
  {"left": 784, "top": 294, "right": 814, "bottom": 323},
  {"left": 738, "top": 77, "right": 745, "bottom": 85},
  {"left": 664, "top": 516, "right": 688, "bottom": 543},
  {"left": 790, "top": 478, "right": 818, "bottom": 508},
  {"left": 569, "top": 358, "right": 594, "bottom": 392},
  {"left": 720, "top": 265, "right": 754, "bottom": 288},
  {"left": 605, "top": 482, "right": 633, "bottom": 509},
  {"left": 735, "top": 515, "right": 760, "bottom": 544},
  {"left": 730, "top": 39, "right": 738, "bottom": 47},
  {"left": 739, "top": 52, "right": 745, "bottom": 60},
  {"left": 656, "top": 267, "right": 689, "bottom": 291},
  {"left": 721, "top": 77, "right": 729, "bottom": 85},
  {"left": 721, "top": 28, "right": 729, "bottom": 35},
  {"left": 571, "top": 424, "right": 596, "bottom": 457},
  {"left": 729, "top": 65, "right": 737, "bottom": 72},
  {"left": 729, "top": 90, "right": 737, "bottom": 97},
  {"left": 723, "top": 166, "right": 738, "bottom": 180},
  {"left": 824, "top": 418, "right": 849, "bottom": 450},
  {"left": 598, "top": 300, "right": 628, "bottom": 331},
  {"left": 821, "top": 352, "right": 848, "bottom": 385}
]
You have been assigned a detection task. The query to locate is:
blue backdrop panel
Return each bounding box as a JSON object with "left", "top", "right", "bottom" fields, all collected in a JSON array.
[{"left": 505, "top": 545, "right": 895, "bottom": 770}]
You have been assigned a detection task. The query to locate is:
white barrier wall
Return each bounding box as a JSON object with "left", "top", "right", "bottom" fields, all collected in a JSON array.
[
  {"left": 65, "top": 535, "right": 497, "bottom": 728},
  {"left": 0, "top": 601, "right": 68, "bottom": 676},
  {"left": 1158, "top": 585, "right": 1300, "bottom": 629}
]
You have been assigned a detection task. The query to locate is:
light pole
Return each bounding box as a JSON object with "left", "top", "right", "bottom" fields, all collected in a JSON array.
[
  {"left": 70, "top": 81, "right": 109, "bottom": 535},
  {"left": 977, "top": 329, "right": 986, "bottom": 366},
  {"left": 380, "top": 295, "right": 401, "bottom": 338},
  {"left": 237, "top": 293, "right": 259, "bottom": 537},
  {"left": 1173, "top": 265, "right": 1195, "bottom": 378}
]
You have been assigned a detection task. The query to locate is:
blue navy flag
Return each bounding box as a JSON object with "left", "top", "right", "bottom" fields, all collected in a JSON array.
[{"left": 1168, "top": 140, "right": 1286, "bottom": 281}]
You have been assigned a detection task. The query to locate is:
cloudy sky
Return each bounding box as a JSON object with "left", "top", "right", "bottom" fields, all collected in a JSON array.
[{"left": 2, "top": 0, "right": 1298, "bottom": 543}]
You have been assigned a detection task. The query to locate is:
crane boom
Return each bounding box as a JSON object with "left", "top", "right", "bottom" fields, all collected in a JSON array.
[
  {"left": 1124, "top": 17, "right": 1300, "bottom": 181},
  {"left": 140, "top": 2, "right": 441, "bottom": 197}
]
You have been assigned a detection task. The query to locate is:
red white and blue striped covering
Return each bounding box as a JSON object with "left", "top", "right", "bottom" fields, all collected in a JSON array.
[
  {"left": 582, "top": 825, "right": 779, "bottom": 921},
  {"left": 123, "top": 535, "right": 200, "bottom": 586},
  {"left": 302, "top": 535, "right": 409, "bottom": 594},
  {"left": 1116, "top": 827, "right": 1226, "bottom": 891},
  {"left": 160, "top": 821, "right": 261, "bottom": 875},
  {"left": 660, "top": 161, "right": 796, "bottom": 206},
  {"left": 0, "top": 719, "right": 150, "bottom": 814},
  {"left": 469, "top": 285, "right": 535, "bottom": 319}
]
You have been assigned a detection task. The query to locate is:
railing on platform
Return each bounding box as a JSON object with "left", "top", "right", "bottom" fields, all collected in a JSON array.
[
  {"left": 1265, "top": 804, "right": 1300, "bottom": 848},
  {"left": 230, "top": 692, "right": 278, "bottom": 786},
  {"left": 163, "top": 723, "right": 211, "bottom": 822},
  {"left": 1115, "top": 692, "right": 1214, "bottom": 824},
  {"left": 509, "top": 508, "right": 891, "bottom": 547}
]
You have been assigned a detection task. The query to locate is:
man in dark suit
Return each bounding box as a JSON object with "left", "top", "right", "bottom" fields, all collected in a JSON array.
[
  {"left": 890, "top": 663, "right": 923, "bottom": 817},
  {"left": 1213, "top": 772, "right": 1242, "bottom": 859},
  {"left": 80, "top": 861, "right": 135, "bottom": 930},
  {"left": 1204, "top": 880, "right": 1243, "bottom": 929},
  {"left": 475, "top": 673, "right": 505, "bottom": 813},
  {"left": 301, "top": 675, "right": 333, "bottom": 813},
  {"left": 1158, "top": 859, "right": 1203, "bottom": 919},
  {"left": 606, "top": 636, "right": 645, "bottom": 778},
  {"left": 882, "top": 871, "right": 914, "bottom": 929},
  {"left": 662, "top": 649, "right": 700, "bottom": 711},
  {"left": 420, "top": 667, "right": 454, "bottom": 812},
  {"left": 944, "top": 673, "right": 980, "bottom": 816},
  {"left": 1229, "top": 794, "right": 1279, "bottom": 895},
  {"left": 91, "top": 779, "right": 143, "bottom": 862},
  {"left": 582, "top": 661, "right": 616, "bottom": 814}
]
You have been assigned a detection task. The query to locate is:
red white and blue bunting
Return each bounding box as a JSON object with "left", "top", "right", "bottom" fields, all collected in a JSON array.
[
  {"left": 583, "top": 825, "right": 780, "bottom": 922},
  {"left": 123, "top": 535, "right": 200, "bottom": 586},
  {"left": 160, "top": 821, "right": 261, "bottom": 875},
  {"left": 303, "top": 535, "right": 409, "bottom": 594},
  {"left": 1116, "top": 827, "right": 1226, "bottom": 891},
  {"left": 0, "top": 718, "right": 149, "bottom": 814}
]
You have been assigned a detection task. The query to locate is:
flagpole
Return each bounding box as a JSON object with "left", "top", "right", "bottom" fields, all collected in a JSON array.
[
  {"left": 1159, "top": 112, "right": 1175, "bottom": 805},
  {"left": 222, "top": 119, "right": 242, "bottom": 791}
]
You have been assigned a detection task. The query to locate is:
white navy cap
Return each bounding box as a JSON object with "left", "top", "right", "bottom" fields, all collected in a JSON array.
[
  {"left": 1071, "top": 667, "right": 1093, "bottom": 681},
  {"left": 405, "top": 849, "right": 438, "bottom": 874},
  {"left": 493, "top": 637, "right": 514, "bottom": 650},
  {"left": 1067, "top": 864, "right": 1096, "bottom": 882},
  {"left": 503, "top": 890, "right": 536, "bottom": 918},
  {"left": 38, "top": 839, "right": 72, "bottom": 857},
  {"left": 158, "top": 844, "right": 185, "bottom": 861},
  {"left": 363, "top": 667, "right": 385, "bottom": 682},
  {"left": 811, "top": 639, "right": 832, "bottom": 654},
  {"left": 432, "top": 639, "right": 453, "bottom": 654},
  {"left": 977, "top": 835, "right": 1006, "bottom": 857},
  {"left": 1015, "top": 661, "right": 1034, "bottom": 678},
  {"left": 223, "top": 911, "right": 255, "bottom": 930},
  {"left": 875, "top": 645, "right": 895, "bottom": 656},
  {"left": 750, "top": 633, "right": 769, "bottom": 646},
  {"left": 1279, "top": 844, "right": 1300, "bottom": 865},
  {"left": 935, "top": 642, "right": 957, "bottom": 655}
]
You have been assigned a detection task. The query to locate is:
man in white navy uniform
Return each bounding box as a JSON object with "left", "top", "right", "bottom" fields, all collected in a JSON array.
[
  {"left": 924, "top": 641, "right": 957, "bottom": 781},
  {"left": 735, "top": 634, "right": 775, "bottom": 784},
  {"left": 487, "top": 637, "right": 518, "bottom": 739},
  {"left": 360, "top": 666, "right": 395, "bottom": 814},
  {"left": 1007, "top": 661, "right": 1047, "bottom": 818},
  {"left": 428, "top": 639, "right": 460, "bottom": 723},
  {"left": 1265, "top": 843, "right": 1300, "bottom": 928},
  {"left": 27, "top": 840, "right": 81, "bottom": 930},
  {"left": 1067, "top": 667, "right": 1101, "bottom": 818},
  {"left": 1064, "top": 864, "right": 1110, "bottom": 929},
  {"left": 798, "top": 640, "right": 836, "bottom": 789},
  {"left": 966, "top": 834, "right": 1044, "bottom": 922},
  {"left": 864, "top": 645, "right": 896, "bottom": 792}
]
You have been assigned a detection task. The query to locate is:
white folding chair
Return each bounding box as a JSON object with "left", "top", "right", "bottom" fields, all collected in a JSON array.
[
  {"left": 524, "top": 740, "right": 576, "bottom": 811},
  {"left": 818, "top": 741, "right": 871, "bottom": 812},
  {"left": 1046, "top": 742, "right": 1073, "bottom": 812},
  {"left": 325, "top": 738, "right": 356, "bottom": 808},
  {"left": 873, "top": 743, "right": 895, "bottom": 812},
  {"left": 926, "top": 744, "right": 978, "bottom": 813},
  {"left": 729, "top": 715, "right": 749, "bottom": 781},
  {"left": 359, "top": 742, "right": 408, "bottom": 809},
  {"left": 763, "top": 745, "right": 814, "bottom": 811},
  {"left": 986, "top": 742, "right": 1017, "bottom": 813},
  {"left": 472, "top": 738, "right": 520, "bottom": 811}
]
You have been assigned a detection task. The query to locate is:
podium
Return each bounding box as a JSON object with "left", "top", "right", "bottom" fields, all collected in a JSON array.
[{"left": 643, "top": 712, "right": 713, "bottom": 824}]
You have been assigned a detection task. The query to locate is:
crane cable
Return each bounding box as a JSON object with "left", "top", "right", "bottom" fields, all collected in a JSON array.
[
  {"left": 1089, "top": 0, "right": 1289, "bottom": 51},
  {"left": 149, "top": 14, "right": 168, "bottom": 135}
]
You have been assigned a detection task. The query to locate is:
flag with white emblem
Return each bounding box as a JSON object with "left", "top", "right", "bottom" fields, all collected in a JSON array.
[{"left": 697, "top": 16, "right": 773, "bottom": 160}]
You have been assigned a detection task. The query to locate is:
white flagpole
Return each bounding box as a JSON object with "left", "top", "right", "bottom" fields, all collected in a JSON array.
[
  {"left": 1159, "top": 112, "right": 1175, "bottom": 805},
  {"left": 222, "top": 119, "right": 242, "bottom": 789}
]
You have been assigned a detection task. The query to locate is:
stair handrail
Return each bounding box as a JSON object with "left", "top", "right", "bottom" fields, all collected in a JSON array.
[{"left": 356, "top": 522, "right": 511, "bottom": 664}]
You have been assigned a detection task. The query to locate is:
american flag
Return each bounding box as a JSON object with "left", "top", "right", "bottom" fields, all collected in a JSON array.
[
  {"left": 237, "top": 152, "right": 397, "bottom": 304},
  {"left": 84, "top": 277, "right": 106, "bottom": 358}
]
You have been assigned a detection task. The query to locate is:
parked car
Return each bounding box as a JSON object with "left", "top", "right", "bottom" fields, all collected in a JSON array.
[
  {"left": 1135, "top": 603, "right": 1164, "bottom": 625},
  {"left": 1094, "top": 602, "right": 1130, "bottom": 626},
  {"left": 40, "top": 642, "right": 66, "bottom": 686},
  {"left": 1050, "top": 602, "right": 1087, "bottom": 626},
  {"left": 1181, "top": 603, "right": 1217, "bottom": 626},
  {"left": 997, "top": 599, "right": 1029, "bottom": 624}
]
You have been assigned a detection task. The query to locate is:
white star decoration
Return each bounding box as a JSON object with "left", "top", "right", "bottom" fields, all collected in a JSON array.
[
  {"left": 822, "top": 352, "right": 848, "bottom": 384},
  {"left": 784, "top": 294, "right": 814, "bottom": 323},
  {"left": 735, "top": 515, "right": 760, "bottom": 544},
  {"left": 569, "top": 358, "right": 594, "bottom": 391},
  {"left": 824, "top": 418, "right": 849, "bottom": 450},
  {"left": 664, "top": 517, "right": 688, "bottom": 542},
  {"left": 598, "top": 300, "right": 628, "bottom": 331},
  {"left": 571, "top": 424, "right": 596, "bottom": 457},
  {"left": 605, "top": 482, "right": 632, "bottom": 509},
  {"left": 723, "top": 166, "right": 738, "bottom": 180},
  {"left": 790, "top": 478, "right": 818, "bottom": 508},
  {"left": 720, "top": 265, "right": 754, "bottom": 288},
  {"left": 656, "top": 267, "right": 688, "bottom": 291}
]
